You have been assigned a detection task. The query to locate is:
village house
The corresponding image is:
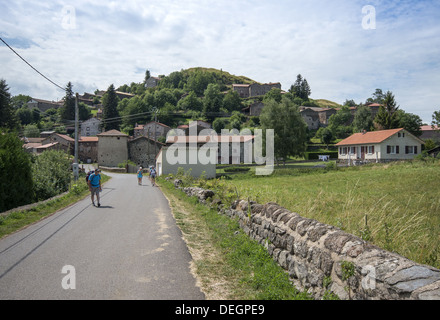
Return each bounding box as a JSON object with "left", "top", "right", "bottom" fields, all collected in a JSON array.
[
  {"left": 128, "top": 136, "right": 165, "bottom": 168},
  {"left": 420, "top": 125, "right": 440, "bottom": 142},
  {"left": 336, "top": 128, "right": 424, "bottom": 165},
  {"left": 78, "top": 137, "right": 99, "bottom": 163},
  {"left": 81, "top": 118, "right": 102, "bottom": 137},
  {"left": 97, "top": 130, "right": 129, "bottom": 167},
  {"left": 232, "top": 82, "right": 281, "bottom": 98},
  {"left": 42, "top": 133, "right": 75, "bottom": 155},
  {"left": 156, "top": 146, "right": 217, "bottom": 179},
  {"left": 27, "top": 98, "right": 63, "bottom": 113},
  {"left": 242, "top": 101, "right": 265, "bottom": 117},
  {"left": 142, "top": 121, "right": 171, "bottom": 141},
  {"left": 145, "top": 76, "right": 161, "bottom": 88}
]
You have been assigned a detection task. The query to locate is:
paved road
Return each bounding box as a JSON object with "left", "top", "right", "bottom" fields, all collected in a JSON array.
[{"left": 0, "top": 171, "right": 205, "bottom": 300}]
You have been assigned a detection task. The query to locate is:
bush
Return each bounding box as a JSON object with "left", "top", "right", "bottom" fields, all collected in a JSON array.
[
  {"left": 32, "top": 150, "right": 72, "bottom": 201},
  {"left": 0, "top": 131, "right": 34, "bottom": 212}
]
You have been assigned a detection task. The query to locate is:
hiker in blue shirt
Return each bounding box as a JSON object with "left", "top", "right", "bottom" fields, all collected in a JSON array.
[
  {"left": 137, "top": 166, "right": 143, "bottom": 185},
  {"left": 88, "top": 168, "right": 102, "bottom": 207}
]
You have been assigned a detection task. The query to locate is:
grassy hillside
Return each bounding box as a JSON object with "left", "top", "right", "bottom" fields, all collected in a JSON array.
[
  {"left": 184, "top": 67, "right": 257, "bottom": 85},
  {"left": 312, "top": 99, "right": 342, "bottom": 108},
  {"left": 224, "top": 160, "right": 440, "bottom": 269}
]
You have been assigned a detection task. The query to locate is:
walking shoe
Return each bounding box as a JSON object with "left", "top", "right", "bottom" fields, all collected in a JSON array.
[
  {"left": 92, "top": 201, "right": 95, "bottom": 206},
  {"left": 98, "top": 203, "right": 101, "bottom": 207}
]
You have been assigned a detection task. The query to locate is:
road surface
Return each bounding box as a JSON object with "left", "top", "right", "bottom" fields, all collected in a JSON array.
[{"left": 0, "top": 171, "right": 205, "bottom": 300}]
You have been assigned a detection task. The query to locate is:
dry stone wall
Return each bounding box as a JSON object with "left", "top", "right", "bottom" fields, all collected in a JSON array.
[{"left": 174, "top": 180, "right": 440, "bottom": 300}]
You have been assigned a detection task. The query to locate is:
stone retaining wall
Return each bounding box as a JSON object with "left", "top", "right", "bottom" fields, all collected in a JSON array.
[{"left": 174, "top": 180, "right": 440, "bottom": 300}]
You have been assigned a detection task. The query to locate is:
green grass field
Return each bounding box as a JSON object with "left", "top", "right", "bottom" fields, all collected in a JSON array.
[{"left": 224, "top": 160, "right": 440, "bottom": 269}]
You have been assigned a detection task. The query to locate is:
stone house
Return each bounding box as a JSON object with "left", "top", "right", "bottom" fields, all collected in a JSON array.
[
  {"left": 79, "top": 137, "right": 99, "bottom": 163},
  {"left": 420, "top": 125, "right": 440, "bottom": 142},
  {"left": 27, "top": 98, "right": 63, "bottom": 113},
  {"left": 42, "top": 133, "right": 74, "bottom": 155},
  {"left": 232, "top": 82, "right": 281, "bottom": 98},
  {"left": 299, "top": 107, "right": 321, "bottom": 130},
  {"left": 128, "top": 136, "right": 165, "bottom": 168},
  {"left": 97, "top": 130, "right": 129, "bottom": 167},
  {"left": 242, "top": 101, "right": 265, "bottom": 117},
  {"left": 143, "top": 121, "right": 171, "bottom": 141},
  {"left": 81, "top": 118, "right": 102, "bottom": 137},
  {"left": 336, "top": 128, "right": 424, "bottom": 164},
  {"left": 145, "top": 76, "right": 161, "bottom": 88}
]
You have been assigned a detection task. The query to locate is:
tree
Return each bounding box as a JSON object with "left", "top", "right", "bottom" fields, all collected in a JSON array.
[
  {"left": 366, "top": 88, "right": 386, "bottom": 104},
  {"left": 177, "top": 91, "right": 203, "bottom": 112},
  {"left": 374, "top": 91, "right": 399, "bottom": 130},
  {"left": 396, "top": 110, "right": 423, "bottom": 137},
  {"left": 203, "top": 83, "right": 223, "bottom": 121},
  {"left": 32, "top": 150, "right": 71, "bottom": 201},
  {"left": 102, "top": 84, "right": 120, "bottom": 131},
  {"left": 0, "top": 131, "right": 34, "bottom": 211},
  {"left": 353, "top": 105, "right": 374, "bottom": 132},
  {"left": 263, "top": 88, "right": 282, "bottom": 103},
  {"left": 60, "top": 82, "right": 75, "bottom": 121},
  {"left": 289, "top": 74, "right": 311, "bottom": 101},
  {"left": 260, "top": 97, "right": 308, "bottom": 165},
  {"left": 23, "top": 124, "right": 40, "bottom": 137},
  {"left": 328, "top": 105, "right": 353, "bottom": 138},
  {"left": 316, "top": 127, "right": 333, "bottom": 148},
  {"left": 0, "top": 79, "right": 19, "bottom": 130},
  {"left": 223, "top": 90, "right": 243, "bottom": 112},
  {"left": 432, "top": 110, "right": 440, "bottom": 130},
  {"left": 143, "top": 69, "right": 151, "bottom": 85}
]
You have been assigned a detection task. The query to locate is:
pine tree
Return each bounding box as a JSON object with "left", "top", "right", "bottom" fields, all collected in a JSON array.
[
  {"left": 0, "top": 79, "right": 19, "bottom": 130},
  {"left": 60, "top": 82, "right": 75, "bottom": 121},
  {"left": 374, "top": 91, "right": 399, "bottom": 130},
  {"left": 102, "top": 84, "right": 120, "bottom": 131}
]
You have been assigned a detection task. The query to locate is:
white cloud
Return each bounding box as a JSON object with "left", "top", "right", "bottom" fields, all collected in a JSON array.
[{"left": 1, "top": 0, "right": 439, "bottom": 123}]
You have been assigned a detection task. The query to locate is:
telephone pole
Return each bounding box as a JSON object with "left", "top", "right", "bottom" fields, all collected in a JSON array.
[{"left": 73, "top": 93, "right": 79, "bottom": 181}]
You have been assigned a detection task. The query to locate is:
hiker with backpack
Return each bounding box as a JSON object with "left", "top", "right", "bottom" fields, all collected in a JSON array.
[
  {"left": 88, "top": 168, "right": 102, "bottom": 207},
  {"left": 149, "top": 166, "right": 156, "bottom": 187}
]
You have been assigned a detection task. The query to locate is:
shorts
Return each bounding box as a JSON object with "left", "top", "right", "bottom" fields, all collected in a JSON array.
[{"left": 91, "top": 186, "right": 101, "bottom": 196}]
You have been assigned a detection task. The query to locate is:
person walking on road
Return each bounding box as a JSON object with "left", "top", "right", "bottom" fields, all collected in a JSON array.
[
  {"left": 137, "top": 166, "right": 143, "bottom": 185},
  {"left": 88, "top": 168, "right": 102, "bottom": 207},
  {"left": 150, "top": 166, "right": 157, "bottom": 187}
]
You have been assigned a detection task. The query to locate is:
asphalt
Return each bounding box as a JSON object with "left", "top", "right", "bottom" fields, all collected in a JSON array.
[{"left": 0, "top": 171, "right": 205, "bottom": 300}]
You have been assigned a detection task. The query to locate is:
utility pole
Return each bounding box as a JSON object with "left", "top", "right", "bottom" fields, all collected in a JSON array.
[{"left": 73, "top": 92, "right": 79, "bottom": 181}]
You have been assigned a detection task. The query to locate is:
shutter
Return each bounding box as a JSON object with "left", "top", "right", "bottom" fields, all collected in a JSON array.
[
  {"left": 415, "top": 146, "right": 418, "bottom": 154},
  {"left": 387, "top": 145, "right": 390, "bottom": 154},
  {"left": 372, "top": 146, "right": 375, "bottom": 154},
  {"left": 396, "top": 146, "right": 399, "bottom": 154},
  {"left": 405, "top": 146, "right": 408, "bottom": 154}
]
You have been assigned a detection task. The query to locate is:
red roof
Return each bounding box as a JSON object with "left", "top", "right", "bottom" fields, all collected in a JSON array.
[{"left": 336, "top": 128, "right": 404, "bottom": 146}]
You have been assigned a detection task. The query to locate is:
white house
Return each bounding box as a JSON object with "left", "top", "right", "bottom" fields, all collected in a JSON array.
[
  {"left": 336, "top": 128, "right": 424, "bottom": 164},
  {"left": 155, "top": 146, "right": 217, "bottom": 179}
]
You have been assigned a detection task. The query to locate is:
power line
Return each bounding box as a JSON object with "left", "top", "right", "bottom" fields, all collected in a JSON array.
[{"left": 0, "top": 36, "right": 65, "bottom": 91}]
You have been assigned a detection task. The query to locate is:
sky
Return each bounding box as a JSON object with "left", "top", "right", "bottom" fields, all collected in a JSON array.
[{"left": 1, "top": 0, "right": 439, "bottom": 123}]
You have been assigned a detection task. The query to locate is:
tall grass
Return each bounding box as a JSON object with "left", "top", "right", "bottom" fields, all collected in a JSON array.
[{"left": 225, "top": 160, "right": 440, "bottom": 269}]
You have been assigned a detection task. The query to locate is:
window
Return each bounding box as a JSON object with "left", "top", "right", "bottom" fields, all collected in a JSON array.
[
  {"left": 340, "top": 147, "right": 347, "bottom": 155},
  {"left": 349, "top": 147, "right": 356, "bottom": 155},
  {"left": 405, "top": 146, "right": 418, "bottom": 154},
  {"left": 368, "top": 146, "right": 375, "bottom": 154},
  {"left": 387, "top": 145, "right": 399, "bottom": 154}
]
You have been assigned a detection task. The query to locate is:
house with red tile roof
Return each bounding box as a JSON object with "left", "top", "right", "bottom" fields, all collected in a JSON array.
[{"left": 336, "top": 128, "right": 424, "bottom": 164}]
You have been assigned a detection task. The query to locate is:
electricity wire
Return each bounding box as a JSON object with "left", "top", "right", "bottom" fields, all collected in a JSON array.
[{"left": 0, "top": 36, "right": 65, "bottom": 91}]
